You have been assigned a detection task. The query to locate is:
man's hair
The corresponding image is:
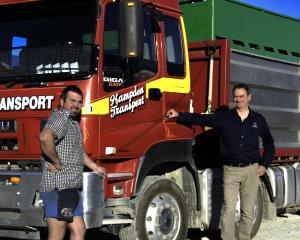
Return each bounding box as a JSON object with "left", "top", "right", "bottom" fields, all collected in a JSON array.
[
  {"left": 232, "top": 83, "right": 250, "bottom": 96},
  {"left": 60, "top": 85, "right": 83, "bottom": 102}
]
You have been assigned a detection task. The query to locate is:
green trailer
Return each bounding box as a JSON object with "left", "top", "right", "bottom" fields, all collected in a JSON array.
[
  {"left": 180, "top": 0, "right": 300, "bottom": 63},
  {"left": 181, "top": 0, "right": 300, "bottom": 153}
]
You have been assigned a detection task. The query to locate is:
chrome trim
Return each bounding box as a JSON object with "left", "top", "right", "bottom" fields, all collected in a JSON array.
[
  {"left": 102, "top": 219, "right": 133, "bottom": 225},
  {"left": 107, "top": 173, "right": 133, "bottom": 178}
]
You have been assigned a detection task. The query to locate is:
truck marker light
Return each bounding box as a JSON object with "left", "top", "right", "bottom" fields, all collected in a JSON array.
[
  {"left": 105, "top": 147, "right": 116, "bottom": 155},
  {"left": 128, "top": 51, "right": 136, "bottom": 56},
  {"left": 9, "top": 176, "right": 21, "bottom": 184},
  {"left": 113, "top": 184, "right": 124, "bottom": 195}
]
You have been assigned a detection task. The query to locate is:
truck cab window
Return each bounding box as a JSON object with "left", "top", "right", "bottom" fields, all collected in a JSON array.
[
  {"left": 164, "top": 17, "right": 184, "bottom": 77},
  {"left": 11, "top": 36, "right": 27, "bottom": 68},
  {"left": 103, "top": 4, "right": 157, "bottom": 92},
  {"left": 0, "top": 0, "right": 98, "bottom": 83}
]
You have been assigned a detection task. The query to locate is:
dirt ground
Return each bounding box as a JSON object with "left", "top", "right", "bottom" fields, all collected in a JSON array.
[
  {"left": 198, "top": 212, "right": 300, "bottom": 240},
  {"left": 2, "top": 213, "right": 300, "bottom": 239},
  {"left": 94, "top": 212, "right": 300, "bottom": 240},
  {"left": 252, "top": 213, "right": 300, "bottom": 240}
]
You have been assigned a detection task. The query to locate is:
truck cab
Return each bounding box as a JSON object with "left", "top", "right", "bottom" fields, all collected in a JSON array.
[
  {"left": 0, "top": 0, "right": 195, "bottom": 238},
  {"left": 0, "top": 0, "right": 300, "bottom": 239}
]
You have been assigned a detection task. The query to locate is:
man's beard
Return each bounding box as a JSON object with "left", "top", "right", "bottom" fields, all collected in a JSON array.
[{"left": 70, "top": 111, "right": 82, "bottom": 122}]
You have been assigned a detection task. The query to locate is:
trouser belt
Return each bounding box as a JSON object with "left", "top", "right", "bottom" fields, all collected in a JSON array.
[{"left": 223, "top": 162, "right": 255, "bottom": 167}]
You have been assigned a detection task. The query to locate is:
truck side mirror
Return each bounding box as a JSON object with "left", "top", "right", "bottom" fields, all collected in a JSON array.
[{"left": 118, "top": 0, "right": 144, "bottom": 59}]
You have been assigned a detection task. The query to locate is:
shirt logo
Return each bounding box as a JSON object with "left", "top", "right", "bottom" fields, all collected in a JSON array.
[{"left": 252, "top": 122, "right": 258, "bottom": 128}]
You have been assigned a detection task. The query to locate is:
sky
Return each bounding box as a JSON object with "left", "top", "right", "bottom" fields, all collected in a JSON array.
[{"left": 238, "top": 0, "right": 300, "bottom": 19}]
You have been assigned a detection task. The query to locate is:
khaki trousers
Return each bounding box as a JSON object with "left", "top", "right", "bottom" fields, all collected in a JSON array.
[{"left": 221, "top": 163, "right": 259, "bottom": 240}]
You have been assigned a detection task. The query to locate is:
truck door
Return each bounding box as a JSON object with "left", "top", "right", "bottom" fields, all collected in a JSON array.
[
  {"left": 146, "top": 13, "right": 191, "bottom": 139},
  {"left": 96, "top": 2, "right": 164, "bottom": 158}
]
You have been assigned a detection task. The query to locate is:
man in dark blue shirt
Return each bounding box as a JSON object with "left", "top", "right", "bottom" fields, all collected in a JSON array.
[{"left": 166, "top": 83, "right": 275, "bottom": 240}]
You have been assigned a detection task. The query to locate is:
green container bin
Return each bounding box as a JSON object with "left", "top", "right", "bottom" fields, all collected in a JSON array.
[{"left": 180, "top": 0, "right": 300, "bottom": 63}]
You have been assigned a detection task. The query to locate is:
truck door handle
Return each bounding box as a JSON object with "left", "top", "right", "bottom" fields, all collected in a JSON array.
[{"left": 148, "top": 88, "right": 162, "bottom": 100}]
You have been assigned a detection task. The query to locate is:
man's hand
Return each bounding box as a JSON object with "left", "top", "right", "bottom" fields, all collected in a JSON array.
[
  {"left": 84, "top": 151, "right": 107, "bottom": 176},
  {"left": 166, "top": 109, "right": 179, "bottom": 118},
  {"left": 94, "top": 166, "right": 107, "bottom": 176},
  {"left": 257, "top": 165, "right": 266, "bottom": 176},
  {"left": 40, "top": 128, "right": 62, "bottom": 171},
  {"left": 47, "top": 162, "right": 62, "bottom": 172}
]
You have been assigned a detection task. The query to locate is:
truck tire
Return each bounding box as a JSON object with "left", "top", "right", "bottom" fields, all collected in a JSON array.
[
  {"left": 235, "top": 183, "right": 264, "bottom": 238},
  {"left": 119, "top": 176, "right": 188, "bottom": 240},
  {"left": 250, "top": 183, "right": 264, "bottom": 238}
]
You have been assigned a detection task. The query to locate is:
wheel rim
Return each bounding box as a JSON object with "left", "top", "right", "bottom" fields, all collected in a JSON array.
[
  {"left": 145, "top": 193, "right": 181, "bottom": 240},
  {"left": 235, "top": 192, "right": 260, "bottom": 224}
]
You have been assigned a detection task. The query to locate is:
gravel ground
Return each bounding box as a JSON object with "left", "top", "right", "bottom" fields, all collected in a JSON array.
[
  {"left": 198, "top": 212, "right": 300, "bottom": 240},
  {"left": 88, "top": 212, "right": 300, "bottom": 240},
  {"left": 2, "top": 213, "right": 300, "bottom": 239},
  {"left": 253, "top": 213, "right": 300, "bottom": 240}
]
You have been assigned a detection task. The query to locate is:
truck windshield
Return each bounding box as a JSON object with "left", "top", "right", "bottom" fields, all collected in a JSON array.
[{"left": 0, "top": 0, "right": 98, "bottom": 83}]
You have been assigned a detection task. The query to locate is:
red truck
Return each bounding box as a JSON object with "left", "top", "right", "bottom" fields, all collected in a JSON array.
[{"left": 0, "top": 0, "right": 300, "bottom": 239}]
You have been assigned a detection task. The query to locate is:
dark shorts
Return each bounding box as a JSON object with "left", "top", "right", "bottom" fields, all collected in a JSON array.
[{"left": 40, "top": 189, "right": 83, "bottom": 218}]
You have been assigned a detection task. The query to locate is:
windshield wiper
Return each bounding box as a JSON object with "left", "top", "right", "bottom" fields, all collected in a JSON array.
[
  {"left": 23, "top": 81, "right": 48, "bottom": 88},
  {"left": 5, "top": 77, "right": 47, "bottom": 88}
]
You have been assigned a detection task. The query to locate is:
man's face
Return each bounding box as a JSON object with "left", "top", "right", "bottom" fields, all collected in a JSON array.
[
  {"left": 233, "top": 88, "right": 251, "bottom": 110},
  {"left": 60, "top": 91, "right": 83, "bottom": 120}
]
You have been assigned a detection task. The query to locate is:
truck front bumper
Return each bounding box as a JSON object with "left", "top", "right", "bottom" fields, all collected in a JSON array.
[
  {"left": 0, "top": 171, "right": 45, "bottom": 228},
  {"left": 0, "top": 171, "right": 106, "bottom": 229}
]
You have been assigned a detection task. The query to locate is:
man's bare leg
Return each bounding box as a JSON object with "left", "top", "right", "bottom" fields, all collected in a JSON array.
[
  {"left": 47, "top": 218, "right": 67, "bottom": 240},
  {"left": 68, "top": 216, "right": 86, "bottom": 240}
]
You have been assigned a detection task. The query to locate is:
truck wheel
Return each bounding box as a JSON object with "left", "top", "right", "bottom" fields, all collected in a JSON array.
[
  {"left": 250, "top": 183, "right": 264, "bottom": 238},
  {"left": 119, "top": 176, "right": 188, "bottom": 240},
  {"left": 235, "top": 183, "right": 264, "bottom": 238}
]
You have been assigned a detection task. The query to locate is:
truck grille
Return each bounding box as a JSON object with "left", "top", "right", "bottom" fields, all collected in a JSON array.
[
  {"left": 0, "top": 120, "right": 18, "bottom": 151},
  {"left": 0, "top": 139, "right": 18, "bottom": 151},
  {"left": 0, "top": 120, "right": 17, "bottom": 132}
]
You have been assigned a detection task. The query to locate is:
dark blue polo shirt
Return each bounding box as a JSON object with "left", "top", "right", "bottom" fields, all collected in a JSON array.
[{"left": 178, "top": 109, "right": 275, "bottom": 167}]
